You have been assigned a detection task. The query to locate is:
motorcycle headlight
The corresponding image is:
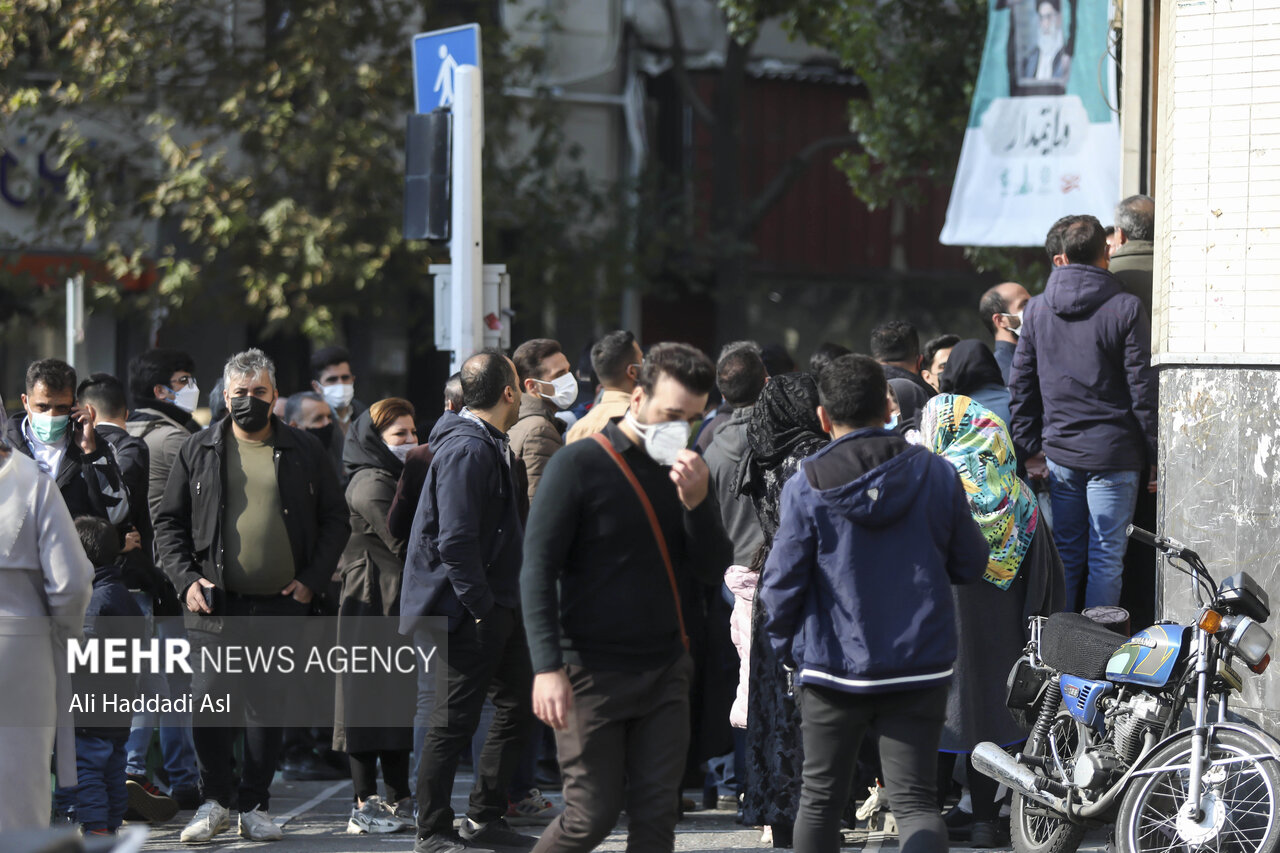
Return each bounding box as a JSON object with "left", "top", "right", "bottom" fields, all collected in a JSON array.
[{"left": 1228, "top": 617, "right": 1274, "bottom": 667}]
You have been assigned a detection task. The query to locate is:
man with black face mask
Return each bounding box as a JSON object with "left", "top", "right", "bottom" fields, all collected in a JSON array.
[
  {"left": 285, "top": 391, "right": 337, "bottom": 467},
  {"left": 155, "top": 348, "right": 349, "bottom": 844}
]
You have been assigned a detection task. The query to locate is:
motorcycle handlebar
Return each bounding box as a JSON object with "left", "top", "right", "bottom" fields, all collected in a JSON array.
[{"left": 1127, "top": 525, "right": 1198, "bottom": 561}]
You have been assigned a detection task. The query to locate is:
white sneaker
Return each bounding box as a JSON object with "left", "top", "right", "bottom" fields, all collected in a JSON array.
[
  {"left": 346, "top": 795, "right": 407, "bottom": 834},
  {"left": 239, "top": 807, "right": 284, "bottom": 841},
  {"left": 505, "top": 788, "right": 563, "bottom": 826},
  {"left": 180, "top": 800, "right": 230, "bottom": 843}
]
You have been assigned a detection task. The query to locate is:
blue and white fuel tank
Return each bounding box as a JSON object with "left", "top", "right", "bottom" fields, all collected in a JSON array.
[{"left": 1104, "top": 624, "right": 1189, "bottom": 688}]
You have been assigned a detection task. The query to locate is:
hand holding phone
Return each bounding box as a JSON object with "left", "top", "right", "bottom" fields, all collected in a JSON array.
[{"left": 70, "top": 403, "right": 98, "bottom": 455}]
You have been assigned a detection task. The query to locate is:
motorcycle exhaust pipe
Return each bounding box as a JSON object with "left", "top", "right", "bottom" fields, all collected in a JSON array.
[{"left": 971, "top": 742, "right": 1070, "bottom": 814}]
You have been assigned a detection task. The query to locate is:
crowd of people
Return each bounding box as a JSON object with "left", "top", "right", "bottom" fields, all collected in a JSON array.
[{"left": 0, "top": 195, "right": 1157, "bottom": 853}]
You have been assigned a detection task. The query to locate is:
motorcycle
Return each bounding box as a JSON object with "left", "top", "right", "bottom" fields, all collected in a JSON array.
[{"left": 972, "top": 525, "right": 1280, "bottom": 853}]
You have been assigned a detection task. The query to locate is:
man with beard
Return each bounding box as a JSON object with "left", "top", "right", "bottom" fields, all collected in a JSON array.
[{"left": 521, "top": 343, "right": 733, "bottom": 853}]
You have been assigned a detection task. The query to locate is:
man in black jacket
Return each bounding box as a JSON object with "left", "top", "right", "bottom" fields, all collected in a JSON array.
[
  {"left": 870, "top": 321, "right": 936, "bottom": 399},
  {"left": 1010, "top": 215, "right": 1156, "bottom": 612},
  {"left": 155, "top": 348, "right": 349, "bottom": 844},
  {"left": 521, "top": 343, "right": 733, "bottom": 853},
  {"left": 3, "top": 358, "right": 130, "bottom": 526},
  {"left": 78, "top": 372, "right": 196, "bottom": 816},
  {"left": 401, "top": 350, "right": 535, "bottom": 853}
]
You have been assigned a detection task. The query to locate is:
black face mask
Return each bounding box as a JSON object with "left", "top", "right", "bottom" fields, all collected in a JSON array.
[
  {"left": 306, "top": 422, "right": 335, "bottom": 448},
  {"left": 229, "top": 395, "right": 272, "bottom": 433}
]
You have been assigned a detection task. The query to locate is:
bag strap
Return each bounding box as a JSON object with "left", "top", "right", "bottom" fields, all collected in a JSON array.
[{"left": 589, "top": 432, "right": 690, "bottom": 652}]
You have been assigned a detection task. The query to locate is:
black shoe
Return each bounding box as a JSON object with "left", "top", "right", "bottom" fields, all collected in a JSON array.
[
  {"left": 970, "top": 820, "right": 998, "bottom": 849},
  {"left": 170, "top": 787, "right": 203, "bottom": 811},
  {"left": 279, "top": 752, "right": 346, "bottom": 781},
  {"left": 125, "top": 775, "right": 180, "bottom": 823},
  {"left": 415, "top": 830, "right": 495, "bottom": 853},
  {"left": 459, "top": 817, "right": 537, "bottom": 850},
  {"left": 944, "top": 804, "right": 974, "bottom": 840}
]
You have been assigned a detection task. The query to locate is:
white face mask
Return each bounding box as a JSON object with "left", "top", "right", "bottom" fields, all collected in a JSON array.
[
  {"left": 172, "top": 381, "right": 200, "bottom": 413},
  {"left": 625, "top": 411, "right": 690, "bottom": 467},
  {"left": 385, "top": 440, "right": 417, "bottom": 463},
  {"left": 538, "top": 373, "right": 578, "bottom": 410},
  {"left": 1001, "top": 312, "right": 1023, "bottom": 337},
  {"left": 321, "top": 382, "right": 355, "bottom": 411}
]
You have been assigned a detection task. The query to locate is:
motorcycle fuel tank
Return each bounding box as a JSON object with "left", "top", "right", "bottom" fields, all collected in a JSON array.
[{"left": 1105, "top": 624, "right": 1189, "bottom": 688}]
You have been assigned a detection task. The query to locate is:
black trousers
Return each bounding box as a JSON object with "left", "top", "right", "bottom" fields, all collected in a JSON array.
[
  {"left": 794, "top": 683, "right": 948, "bottom": 853},
  {"left": 532, "top": 653, "right": 694, "bottom": 853},
  {"left": 416, "top": 606, "right": 534, "bottom": 835},
  {"left": 188, "top": 594, "right": 308, "bottom": 813},
  {"left": 350, "top": 750, "right": 411, "bottom": 804}
]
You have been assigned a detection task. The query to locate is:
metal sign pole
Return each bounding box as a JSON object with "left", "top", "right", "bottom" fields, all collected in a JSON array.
[{"left": 448, "top": 64, "right": 483, "bottom": 375}]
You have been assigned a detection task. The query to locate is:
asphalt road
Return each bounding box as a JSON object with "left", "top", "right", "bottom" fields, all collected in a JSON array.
[{"left": 122, "top": 774, "right": 1115, "bottom": 852}]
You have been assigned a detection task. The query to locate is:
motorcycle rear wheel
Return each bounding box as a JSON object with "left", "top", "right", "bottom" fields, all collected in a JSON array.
[
  {"left": 1116, "top": 728, "right": 1280, "bottom": 853},
  {"left": 1011, "top": 710, "right": 1088, "bottom": 853}
]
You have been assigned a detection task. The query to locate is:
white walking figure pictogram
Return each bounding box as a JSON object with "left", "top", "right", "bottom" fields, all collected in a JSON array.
[{"left": 434, "top": 44, "right": 459, "bottom": 108}]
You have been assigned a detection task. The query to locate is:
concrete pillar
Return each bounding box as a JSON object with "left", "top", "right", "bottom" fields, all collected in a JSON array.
[{"left": 1155, "top": 0, "right": 1280, "bottom": 727}]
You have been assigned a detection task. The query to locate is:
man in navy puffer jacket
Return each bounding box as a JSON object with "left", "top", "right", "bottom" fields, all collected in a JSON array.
[
  {"left": 760, "top": 354, "right": 987, "bottom": 853},
  {"left": 1009, "top": 214, "right": 1157, "bottom": 611}
]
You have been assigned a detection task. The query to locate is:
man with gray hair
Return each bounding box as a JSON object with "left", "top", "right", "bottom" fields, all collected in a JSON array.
[
  {"left": 155, "top": 348, "right": 349, "bottom": 844},
  {"left": 1109, "top": 194, "right": 1155, "bottom": 316}
]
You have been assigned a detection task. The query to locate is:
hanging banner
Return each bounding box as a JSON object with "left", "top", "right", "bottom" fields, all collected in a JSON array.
[{"left": 940, "top": 0, "right": 1120, "bottom": 247}]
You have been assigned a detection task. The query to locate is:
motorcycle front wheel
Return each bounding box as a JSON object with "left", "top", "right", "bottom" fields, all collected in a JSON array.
[
  {"left": 1011, "top": 710, "right": 1088, "bottom": 853},
  {"left": 1116, "top": 728, "right": 1280, "bottom": 853}
]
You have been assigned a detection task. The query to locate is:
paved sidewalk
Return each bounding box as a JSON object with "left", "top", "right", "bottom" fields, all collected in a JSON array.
[{"left": 132, "top": 776, "right": 1114, "bottom": 852}]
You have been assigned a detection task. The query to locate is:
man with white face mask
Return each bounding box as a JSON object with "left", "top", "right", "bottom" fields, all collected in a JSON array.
[
  {"left": 509, "top": 338, "right": 575, "bottom": 504},
  {"left": 311, "top": 345, "right": 366, "bottom": 488},
  {"left": 521, "top": 342, "right": 734, "bottom": 853},
  {"left": 978, "top": 282, "right": 1031, "bottom": 384},
  {"left": 127, "top": 349, "right": 203, "bottom": 518}
]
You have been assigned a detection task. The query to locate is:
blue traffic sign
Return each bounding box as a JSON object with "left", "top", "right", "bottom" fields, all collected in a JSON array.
[{"left": 412, "top": 24, "right": 481, "bottom": 114}]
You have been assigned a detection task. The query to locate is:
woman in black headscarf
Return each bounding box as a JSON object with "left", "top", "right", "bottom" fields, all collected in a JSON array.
[
  {"left": 938, "top": 339, "right": 1011, "bottom": 427},
  {"left": 333, "top": 398, "right": 418, "bottom": 834},
  {"left": 735, "top": 373, "right": 830, "bottom": 847}
]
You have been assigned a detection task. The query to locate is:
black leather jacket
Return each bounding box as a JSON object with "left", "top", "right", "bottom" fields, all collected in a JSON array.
[{"left": 154, "top": 415, "right": 350, "bottom": 632}]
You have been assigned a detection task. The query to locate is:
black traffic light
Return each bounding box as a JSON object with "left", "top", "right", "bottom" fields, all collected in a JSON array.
[{"left": 404, "top": 110, "right": 451, "bottom": 242}]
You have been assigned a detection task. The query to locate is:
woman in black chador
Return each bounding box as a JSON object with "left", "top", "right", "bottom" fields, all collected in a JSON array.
[{"left": 734, "top": 373, "right": 830, "bottom": 847}]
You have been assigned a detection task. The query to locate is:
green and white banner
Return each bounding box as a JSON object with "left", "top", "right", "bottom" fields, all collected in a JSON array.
[{"left": 940, "top": 0, "right": 1121, "bottom": 246}]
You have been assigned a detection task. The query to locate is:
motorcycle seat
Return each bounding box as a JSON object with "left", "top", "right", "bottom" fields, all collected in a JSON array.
[{"left": 1039, "top": 612, "right": 1127, "bottom": 680}]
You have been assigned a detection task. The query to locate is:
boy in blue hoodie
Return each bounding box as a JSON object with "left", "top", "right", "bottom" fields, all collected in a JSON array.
[
  {"left": 54, "top": 516, "right": 146, "bottom": 836},
  {"left": 759, "top": 354, "right": 988, "bottom": 853}
]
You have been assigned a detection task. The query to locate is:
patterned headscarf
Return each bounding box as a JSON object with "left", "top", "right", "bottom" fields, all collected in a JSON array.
[{"left": 920, "top": 394, "right": 1038, "bottom": 590}]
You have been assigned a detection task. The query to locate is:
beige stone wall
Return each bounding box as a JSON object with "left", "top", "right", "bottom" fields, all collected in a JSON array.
[{"left": 1155, "top": 1, "right": 1280, "bottom": 365}]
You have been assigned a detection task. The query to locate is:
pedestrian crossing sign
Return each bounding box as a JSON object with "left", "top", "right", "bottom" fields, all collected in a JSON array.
[{"left": 412, "top": 24, "right": 481, "bottom": 114}]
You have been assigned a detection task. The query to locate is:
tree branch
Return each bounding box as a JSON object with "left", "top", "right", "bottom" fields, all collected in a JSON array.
[
  {"left": 660, "top": 0, "right": 716, "bottom": 128},
  {"left": 736, "top": 133, "right": 860, "bottom": 236}
]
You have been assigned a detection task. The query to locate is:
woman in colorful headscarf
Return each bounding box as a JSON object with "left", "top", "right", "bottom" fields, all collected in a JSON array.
[{"left": 919, "top": 394, "right": 1064, "bottom": 848}]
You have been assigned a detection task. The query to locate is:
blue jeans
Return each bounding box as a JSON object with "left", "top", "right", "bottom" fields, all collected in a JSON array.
[
  {"left": 54, "top": 734, "right": 128, "bottom": 831},
  {"left": 124, "top": 593, "right": 200, "bottom": 792},
  {"left": 1047, "top": 459, "right": 1141, "bottom": 610}
]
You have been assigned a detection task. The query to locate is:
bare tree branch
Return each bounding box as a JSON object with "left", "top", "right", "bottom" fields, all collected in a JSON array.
[
  {"left": 737, "top": 133, "right": 861, "bottom": 236},
  {"left": 660, "top": 0, "right": 716, "bottom": 127}
]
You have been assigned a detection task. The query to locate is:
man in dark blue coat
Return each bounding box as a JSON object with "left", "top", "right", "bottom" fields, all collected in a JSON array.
[
  {"left": 1009, "top": 214, "right": 1157, "bottom": 611},
  {"left": 760, "top": 354, "right": 986, "bottom": 853},
  {"left": 401, "top": 349, "right": 535, "bottom": 853}
]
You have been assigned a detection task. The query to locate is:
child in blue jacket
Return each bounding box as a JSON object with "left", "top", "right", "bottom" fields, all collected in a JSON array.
[{"left": 759, "top": 354, "right": 987, "bottom": 853}]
